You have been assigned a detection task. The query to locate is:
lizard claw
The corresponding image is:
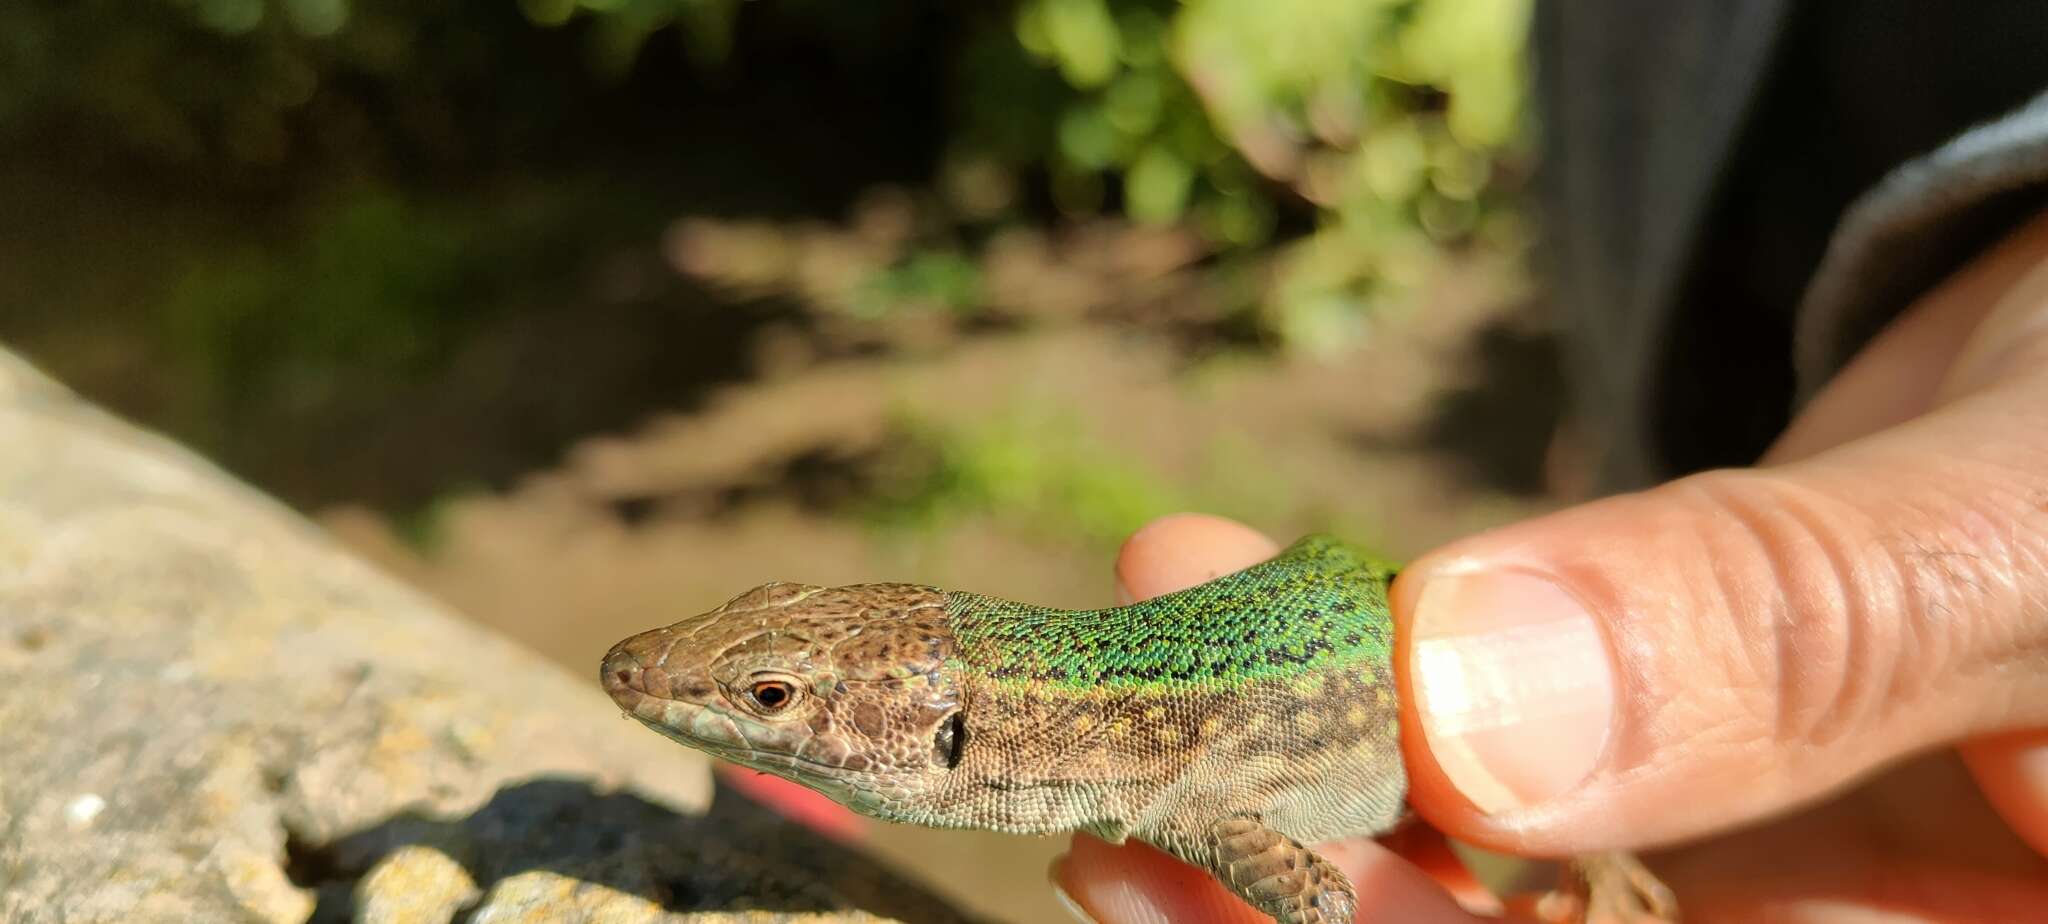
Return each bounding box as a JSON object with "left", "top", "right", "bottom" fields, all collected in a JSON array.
[
  {"left": 1538, "top": 852, "right": 1680, "bottom": 924},
  {"left": 1202, "top": 816, "right": 1357, "bottom": 924}
]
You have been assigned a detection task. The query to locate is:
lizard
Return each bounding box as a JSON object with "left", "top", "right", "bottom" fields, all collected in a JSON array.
[{"left": 599, "top": 534, "right": 1678, "bottom": 923}]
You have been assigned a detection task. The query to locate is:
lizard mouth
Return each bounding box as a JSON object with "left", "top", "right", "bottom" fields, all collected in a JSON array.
[{"left": 624, "top": 711, "right": 876, "bottom": 787}]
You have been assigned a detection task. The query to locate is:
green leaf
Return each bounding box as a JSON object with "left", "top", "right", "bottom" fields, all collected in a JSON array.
[
  {"left": 1125, "top": 146, "right": 1194, "bottom": 225},
  {"left": 1038, "top": 0, "right": 1122, "bottom": 88},
  {"left": 1058, "top": 104, "right": 1121, "bottom": 170}
]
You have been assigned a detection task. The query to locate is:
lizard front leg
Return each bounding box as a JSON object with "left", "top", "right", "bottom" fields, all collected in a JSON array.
[
  {"left": 1169, "top": 822, "right": 1677, "bottom": 924},
  {"left": 1170, "top": 816, "right": 1356, "bottom": 924},
  {"left": 1538, "top": 852, "right": 1680, "bottom": 924}
]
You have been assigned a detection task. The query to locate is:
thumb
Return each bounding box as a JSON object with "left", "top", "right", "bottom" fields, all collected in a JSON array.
[{"left": 1392, "top": 316, "right": 2048, "bottom": 855}]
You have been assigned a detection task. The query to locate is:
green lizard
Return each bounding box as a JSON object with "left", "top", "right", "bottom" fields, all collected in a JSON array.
[{"left": 600, "top": 534, "right": 1677, "bottom": 923}]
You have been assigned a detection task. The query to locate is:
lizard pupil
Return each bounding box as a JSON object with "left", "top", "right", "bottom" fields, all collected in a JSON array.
[{"left": 750, "top": 680, "right": 793, "bottom": 710}]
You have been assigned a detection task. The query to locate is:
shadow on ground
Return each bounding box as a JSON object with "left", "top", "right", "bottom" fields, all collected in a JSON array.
[{"left": 293, "top": 778, "right": 984, "bottom": 923}]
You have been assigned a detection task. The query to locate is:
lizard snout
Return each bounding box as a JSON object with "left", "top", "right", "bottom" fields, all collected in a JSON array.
[{"left": 600, "top": 646, "right": 650, "bottom": 711}]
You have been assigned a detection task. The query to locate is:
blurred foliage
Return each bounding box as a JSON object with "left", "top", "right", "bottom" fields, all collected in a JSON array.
[
  {"left": 854, "top": 250, "right": 986, "bottom": 319},
  {"left": 1, "top": 0, "right": 512, "bottom": 170},
  {"left": 864, "top": 403, "right": 1294, "bottom": 548},
  {"left": 953, "top": 0, "right": 1534, "bottom": 352},
  {"left": 159, "top": 190, "right": 485, "bottom": 431},
  {"left": 3, "top": 0, "right": 1534, "bottom": 525},
  {"left": 5, "top": 0, "right": 1529, "bottom": 352},
  {"left": 389, "top": 480, "right": 491, "bottom": 552},
  {"left": 666, "top": 189, "right": 1232, "bottom": 344},
  {"left": 867, "top": 405, "right": 1186, "bottom": 545},
  {"left": 518, "top": 0, "right": 742, "bottom": 71}
]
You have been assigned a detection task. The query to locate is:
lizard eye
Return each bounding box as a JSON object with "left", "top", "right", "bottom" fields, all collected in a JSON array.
[{"left": 745, "top": 676, "right": 799, "bottom": 714}]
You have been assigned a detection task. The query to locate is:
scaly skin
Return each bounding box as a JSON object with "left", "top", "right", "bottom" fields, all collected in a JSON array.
[{"left": 600, "top": 535, "right": 1678, "bottom": 923}]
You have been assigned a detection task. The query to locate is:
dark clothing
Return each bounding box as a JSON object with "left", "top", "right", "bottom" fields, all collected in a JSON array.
[{"left": 1537, "top": 1, "right": 2048, "bottom": 489}]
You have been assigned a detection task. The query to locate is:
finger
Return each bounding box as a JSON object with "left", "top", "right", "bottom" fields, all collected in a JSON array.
[
  {"left": 1775, "top": 209, "right": 2048, "bottom": 862},
  {"left": 1380, "top": 823, "right": 1502, "bottom": 914},
  {"left": 1966, "top": 724, "right": 2048, "bottom": 865},
  {"left": 1941, "top": 215, "right": 2048, "bottom": 861},
  {"left": 1392, "top": 347, "right": 2048, "bottom": 854},
  {"left": 1113, "top": 512, "right": 1281, "bottom": 603},
  {"left": 714, "top": 763, "right": 867, "bottom": 843},
  {"left": 1398, "top": 370, "right": 2048, "bottom": 851},
  {"left": 1765, "top": 208, "right": 2048, "bottom": 463},
  {"left": 1052, "top": 833, "right": 1483, "bottom": 924}
]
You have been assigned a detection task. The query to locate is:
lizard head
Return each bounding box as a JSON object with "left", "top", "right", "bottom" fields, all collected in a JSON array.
[{"left": 600, "top": 581, "right": 966, "bottom": 818}]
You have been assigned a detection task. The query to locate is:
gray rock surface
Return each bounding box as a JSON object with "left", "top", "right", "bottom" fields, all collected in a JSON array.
[{"left": 0, "top": 350, "right": 979, "bottom": 924}]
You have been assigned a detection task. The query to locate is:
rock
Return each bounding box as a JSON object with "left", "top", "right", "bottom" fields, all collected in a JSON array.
[{"left": 0, "top": 349, "right": 979, "bottom": 924}]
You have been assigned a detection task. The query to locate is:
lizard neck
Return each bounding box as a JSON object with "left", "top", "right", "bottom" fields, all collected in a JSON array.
[{"left": 931, "top": 671, "right": 1184, "bottom": 836}]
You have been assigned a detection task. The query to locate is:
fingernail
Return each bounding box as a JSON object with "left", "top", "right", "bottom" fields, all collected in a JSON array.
[
  {"left": 1048, "top": 855, "right": 1103, "bottom": 924},
  {"left": 1411, "top": 567, "right": 1616, "bottom": 815}
]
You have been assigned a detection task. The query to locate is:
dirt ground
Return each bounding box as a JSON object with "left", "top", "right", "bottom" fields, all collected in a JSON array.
[{"left": 322, "top": 252, "right": 1569, "bottom": 923}]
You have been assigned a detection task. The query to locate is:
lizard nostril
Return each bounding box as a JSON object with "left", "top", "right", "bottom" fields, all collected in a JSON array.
[{"left": 600, "top": 649, "right": 647, "bottom": 704}]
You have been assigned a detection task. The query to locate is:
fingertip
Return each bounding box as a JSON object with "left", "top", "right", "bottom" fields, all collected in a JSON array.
[
  {"left": 1049, "top": 853, "right": 1105, "bottom": 924},
  {"left": 1380, "top": 822, "right": 1502, "bottom": 914},
  {"left": 1115, "top": 514, "right": 1280, "bottom": 601},
  {"left": 1052, "top": 835, "right": 1268, "bottom": 924},
  {"left": 1053, "top": 834, "right": 1484, "bottom": 924},
  {"left": 1314, "top": 838, "right": 1492, "bottom": 922},
  {"left": 1963, "top": 730, "right": 2048, "bottom": 861},
  {"left": 713, "top": 763, "right": 866, "bottom": 843}
]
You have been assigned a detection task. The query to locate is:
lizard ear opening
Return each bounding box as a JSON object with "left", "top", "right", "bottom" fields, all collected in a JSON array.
[{"left": 931, "top": 711, "right": 966, "bottom": 769}]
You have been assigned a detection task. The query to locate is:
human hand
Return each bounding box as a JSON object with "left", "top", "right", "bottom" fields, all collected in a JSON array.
[{"left": 1052, "top": 208, "right": 2048, "bottom": 922}]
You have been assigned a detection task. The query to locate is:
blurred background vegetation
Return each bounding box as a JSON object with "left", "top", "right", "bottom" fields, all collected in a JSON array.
[{"left": 2, "top": 2, "right": 1564, "bottom": 918}]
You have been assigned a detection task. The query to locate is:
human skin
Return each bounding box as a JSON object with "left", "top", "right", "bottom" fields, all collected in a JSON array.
[{"left": 1053, "top": 207, "right": 2048, "bottom": 923}]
